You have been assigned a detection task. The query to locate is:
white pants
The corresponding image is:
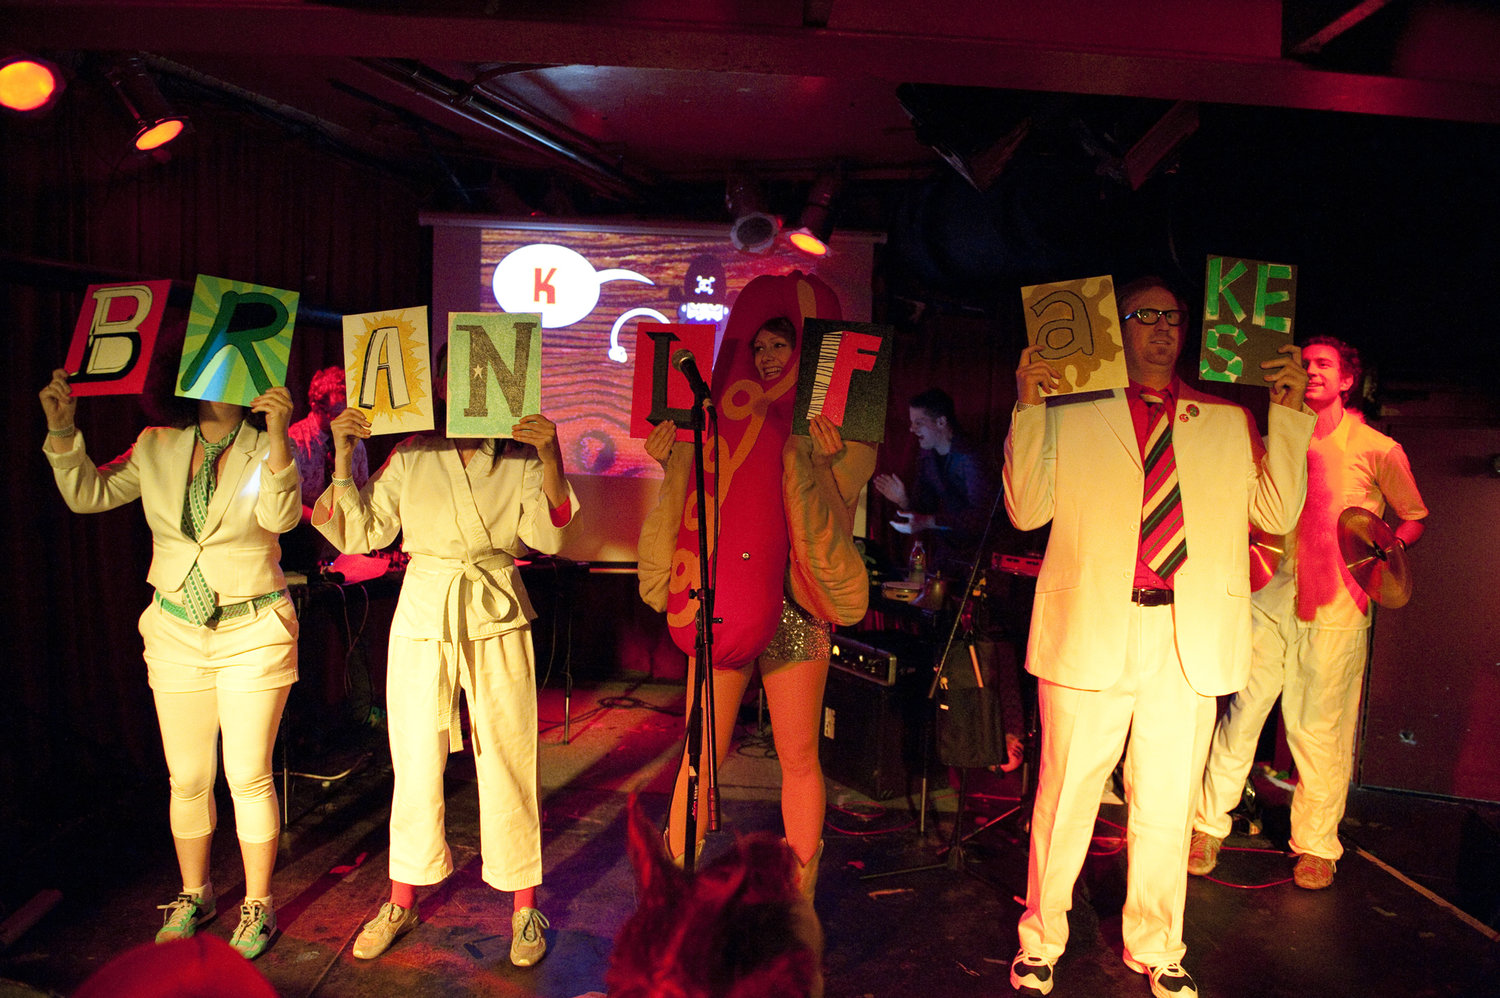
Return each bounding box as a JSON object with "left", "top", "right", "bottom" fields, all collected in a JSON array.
[
  {"left": 141, "top": 599, "right": 297, "bottom": 843},
  {"left": 386, "top": 629, "right": 541, "bottom": 892},
  {"left": 1197, "top": 601, "right": 1368, "bottom": 860},
  {"left": 1018, "top": 604, "right": 1216, "bottom": 969}
]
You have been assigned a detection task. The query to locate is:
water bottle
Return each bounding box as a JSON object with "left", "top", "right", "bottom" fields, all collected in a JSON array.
[{"left": 908, "top": 539, "right": 927, "bottom": 585}]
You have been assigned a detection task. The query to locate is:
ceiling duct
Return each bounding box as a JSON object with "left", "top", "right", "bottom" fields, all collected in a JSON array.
[{"left": 358, "top": 58, "right": 644, "bottom": 201}]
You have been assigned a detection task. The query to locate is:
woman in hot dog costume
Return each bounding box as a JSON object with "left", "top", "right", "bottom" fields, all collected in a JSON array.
[{"left": 638, "top": 272, "right": 875, "bottom": 901}]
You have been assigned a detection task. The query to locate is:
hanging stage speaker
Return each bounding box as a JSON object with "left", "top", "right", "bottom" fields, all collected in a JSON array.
[{"left": 819, "top": 633, "right": 933, "bottom": 800}]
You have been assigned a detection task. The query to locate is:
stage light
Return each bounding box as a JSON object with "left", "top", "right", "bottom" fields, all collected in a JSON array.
[
  {"left": 0, "top": 55, "right": 63, "bottom": 113},
  {"left": 725, "top": 171, "right": 779, "bottom": 254},
  {"left": 787, "top": 167, "right": 843, "bottom": 257},
  {"left": 106, "top": 56, "right": 188, "bottom": 152}
]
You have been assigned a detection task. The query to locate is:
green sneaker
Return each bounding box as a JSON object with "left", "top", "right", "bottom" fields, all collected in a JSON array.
[
  {"left": 156, "top": 892, "right": 216, "bottom": 943},
  {"left": 229, "top": 899, "right": 277, "bottom": 959},
  {"left": 509, "top": 907, "right": 549, "bottom": 967}
]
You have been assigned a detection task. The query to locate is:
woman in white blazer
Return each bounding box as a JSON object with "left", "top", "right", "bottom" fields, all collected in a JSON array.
[{"left": 40, "top": 364, "right": 300, "bottom": 961}]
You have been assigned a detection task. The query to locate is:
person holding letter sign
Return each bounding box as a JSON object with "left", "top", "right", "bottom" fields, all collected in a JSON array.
[
  {"left": 638, "top": 287, "right": 875, "bottom": 903},
  {"left": 1190, "top": 336, "right": 1426, "bottom": 890},
  {"left": 1002, "top": 277, "right": 1312, "bottom": 998},
  {"left": 313, "top": 346, "right": 577, "bottom": 967},
  {"left": 40, "top": 364, "right": 301, "bottom": 961}
]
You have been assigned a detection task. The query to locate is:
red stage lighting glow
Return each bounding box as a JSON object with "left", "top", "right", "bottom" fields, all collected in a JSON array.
[{"left": 0, "top": 57, "right": 61, "bottom": 113}]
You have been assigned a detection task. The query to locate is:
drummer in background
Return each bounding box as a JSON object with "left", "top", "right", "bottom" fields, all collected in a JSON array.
[
  {"left": 873, "top": 388, "right": 999, "bottom": 580},
  {"left": 1190, "top": 336, "right": 1427, "bottom": 890}
]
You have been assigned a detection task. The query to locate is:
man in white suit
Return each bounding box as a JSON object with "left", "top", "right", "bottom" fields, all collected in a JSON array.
[{"left": 1003, "top": 277, "right": 1313, "bottom": 998}]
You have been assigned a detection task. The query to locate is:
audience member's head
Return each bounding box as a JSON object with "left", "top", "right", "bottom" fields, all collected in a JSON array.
[
  {"left": 607, "top": 795, "right": 824, "bottom": 998},
  {"left": 307, "top": 365, "right": 348, "bottom": 422},
  {"left": 74, "top": 935, "right": 279, "bottom": 998}
]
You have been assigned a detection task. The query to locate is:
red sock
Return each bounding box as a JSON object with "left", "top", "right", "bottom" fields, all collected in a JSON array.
[{"left": 390, "top": 881, "right": 417, "bottom": 910}]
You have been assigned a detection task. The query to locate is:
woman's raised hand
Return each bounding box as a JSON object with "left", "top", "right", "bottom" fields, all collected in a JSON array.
[
  {"left": 329, "top": 407, "right": 371, "bottom": 459},
  {"left": 807, "top": 414, "right": 845, "bottom": 467},
  {"left": 39, "top": 368, "right": 77, "bottom": 432},
  {"left": 250, "top": 386, "right": 294, "bottom": 437},
  {"left": 644, "top": 419, "right": 677, "bottom": 469}
]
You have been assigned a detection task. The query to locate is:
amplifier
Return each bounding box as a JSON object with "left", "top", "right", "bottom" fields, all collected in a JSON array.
[
  {"left": 830, "top": 630, "right": 936, "bottom": 687},
  {"left": 830, "top": 633, "right": 900, "bottom": 686},
  {"left": 820, "top": 661, "right": 931, "bottom": 800},
  {"left": 994, "top": 552, "right": 1042, "bottom": 577}
]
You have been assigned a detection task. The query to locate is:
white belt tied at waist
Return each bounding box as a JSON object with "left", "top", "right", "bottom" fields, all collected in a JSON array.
[{"left": 411, "top": 552, "right": 520, "bottom": 754}]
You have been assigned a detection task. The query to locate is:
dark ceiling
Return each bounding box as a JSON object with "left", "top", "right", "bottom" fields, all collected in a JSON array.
[
  {"left": 6, "top": 0, "right": 1500, "bottom": 380},
  {"left": 8, "top": 1, "right": 1500, "bottom": 195}
]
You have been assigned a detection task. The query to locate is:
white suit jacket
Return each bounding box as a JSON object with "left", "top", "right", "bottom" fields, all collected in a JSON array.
[
  {"left": 46, "top": 425, "right": 301, "bottom": 600},
  {"left": 1003, "top": 384, "right": 1314, "bottom": 697}
]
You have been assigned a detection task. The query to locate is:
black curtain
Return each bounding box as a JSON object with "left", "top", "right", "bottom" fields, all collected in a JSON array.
[{"left": 1, "top": 74, "right": 431, "bottom": 887}]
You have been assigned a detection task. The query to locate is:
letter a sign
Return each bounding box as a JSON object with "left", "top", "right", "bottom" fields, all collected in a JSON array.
[
  {"left": 446, "top": 312, "right": 543, "bottom": 437},
  {"left": 176, "top": 275, "right": 298, "bottom": 405},
  {"left": 64, "top": 280, "right": 172, "bottom": 397},
  {"left": 342, "top": 306, "right": 434, "bottom": 434}
]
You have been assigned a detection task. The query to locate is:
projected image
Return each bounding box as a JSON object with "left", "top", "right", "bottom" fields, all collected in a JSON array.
[
  {"left": 426, "top": 216, "right": 878, "bottom": 561},
  {"left": 462, "top": 223, "right": 876, "bottom": 480}
]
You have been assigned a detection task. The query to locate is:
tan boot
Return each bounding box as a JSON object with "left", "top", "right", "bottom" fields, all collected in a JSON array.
[{"left": 794, "top": 839, "right": 825, "bottom": 902}]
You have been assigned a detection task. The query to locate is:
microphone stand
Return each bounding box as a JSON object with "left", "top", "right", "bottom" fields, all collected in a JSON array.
[{"left": 681, "top": 387, "right": 719, "bottom": 874}]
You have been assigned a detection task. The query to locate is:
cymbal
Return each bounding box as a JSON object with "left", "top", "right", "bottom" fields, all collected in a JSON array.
[
  {"left": 1337, "top": 506, "right": 1412, "bottom": 608},
  {"left": 1249, "top": 526, "right": 1284, "bottom": 591}
]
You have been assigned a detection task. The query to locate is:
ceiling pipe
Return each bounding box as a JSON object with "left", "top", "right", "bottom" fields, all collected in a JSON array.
[
  {"left": 358, "top": 57, "right": 645, "bottom": 201},
  {"left": 1290, "top": 0, "right": 1398, "bottom": 57}
]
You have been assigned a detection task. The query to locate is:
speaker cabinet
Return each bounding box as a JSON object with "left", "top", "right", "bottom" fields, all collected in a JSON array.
[{"left": 819, "top": 655, "right": 931, "bottom": 800}]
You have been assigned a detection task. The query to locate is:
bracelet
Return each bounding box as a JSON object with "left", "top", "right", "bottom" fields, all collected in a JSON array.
[
  {"left": 329, "top": 476, "right": 354, "bottom": 488},
  {"left": 47, "top": 425, "right": 77, "bottom": 438}
]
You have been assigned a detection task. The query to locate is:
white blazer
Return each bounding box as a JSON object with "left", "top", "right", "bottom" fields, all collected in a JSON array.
[
  {"left": 1003, "top": 384, "right": 1314, "bottom": 697},
  {"left": 46, "top": 424, "right": 301, "bottom": 600}
]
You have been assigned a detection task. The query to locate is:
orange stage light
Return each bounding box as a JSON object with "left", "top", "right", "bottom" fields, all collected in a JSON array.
[
  {"left": 0, "top": 57, "right": 62, "bottom": 113},
  {"left": 787, "top": 229, "right": 830, "bottom": 256}
]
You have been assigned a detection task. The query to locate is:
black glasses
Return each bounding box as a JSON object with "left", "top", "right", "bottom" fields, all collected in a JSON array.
[{"left": 1124, "top": 308, "right": 1187, "bottom": 326}]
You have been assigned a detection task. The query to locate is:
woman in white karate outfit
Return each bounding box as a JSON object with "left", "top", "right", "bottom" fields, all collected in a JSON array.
[{"left": 312, "top": 372, "right": 577, "bottom": 968}]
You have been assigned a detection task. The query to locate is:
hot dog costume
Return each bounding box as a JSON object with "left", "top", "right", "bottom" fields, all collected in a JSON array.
[{"left": 637, "top": 271, "right": 875, "bottom": 660}]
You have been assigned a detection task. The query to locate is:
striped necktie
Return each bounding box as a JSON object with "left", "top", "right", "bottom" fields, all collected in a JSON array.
[
  {"left": 179, "top": 424, "right": 239, "bottom": 626},
  {"left": 1140, "top": 391, "right": 1187, "bottom": 580}
]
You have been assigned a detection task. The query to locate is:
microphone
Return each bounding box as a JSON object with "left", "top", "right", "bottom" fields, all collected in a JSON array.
[{"left": 671, "top": 349, "right": 712, "bottom": 399}]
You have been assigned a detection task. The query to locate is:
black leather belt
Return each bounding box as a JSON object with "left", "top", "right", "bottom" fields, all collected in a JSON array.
[{"left": 1131, "top": 587, "right": 1174, "bottom": 606}]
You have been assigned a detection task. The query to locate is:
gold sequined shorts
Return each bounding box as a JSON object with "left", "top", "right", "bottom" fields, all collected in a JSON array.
[{"left": 760, "top": 596, "right": 831, "bottom": 663}]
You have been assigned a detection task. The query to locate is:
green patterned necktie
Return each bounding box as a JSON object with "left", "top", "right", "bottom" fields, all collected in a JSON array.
[{"left": 179, "top": 424, "right": 239, "bottom": 626}]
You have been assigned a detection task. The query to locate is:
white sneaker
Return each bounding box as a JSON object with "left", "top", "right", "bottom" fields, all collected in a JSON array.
[
  {"left": 1010, "top": 950, "right": 1056, "bottom": 995},
  {"left": 1143, "top": 962, "right": 1198, "bottom": 998}
]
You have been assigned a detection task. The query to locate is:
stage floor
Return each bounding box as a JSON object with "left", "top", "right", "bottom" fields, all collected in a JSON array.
[{"left": 2, "top": 680, "right": 1497, "bottom": 998}]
